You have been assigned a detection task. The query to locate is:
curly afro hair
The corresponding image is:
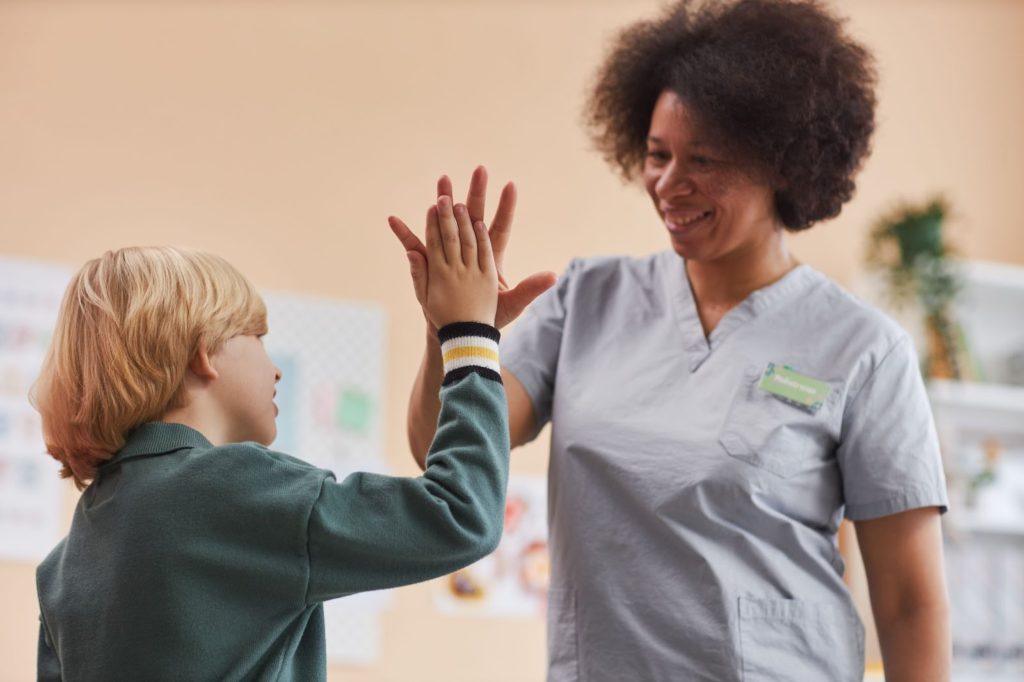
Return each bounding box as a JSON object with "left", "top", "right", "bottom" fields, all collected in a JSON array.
[{"left": 585, "top": 0, "right": 877, "bottom": 231}]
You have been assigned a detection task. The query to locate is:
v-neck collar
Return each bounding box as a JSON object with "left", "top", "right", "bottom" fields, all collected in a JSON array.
[{"left": 663, "top": 251, "right": 819, "bottom": 372}]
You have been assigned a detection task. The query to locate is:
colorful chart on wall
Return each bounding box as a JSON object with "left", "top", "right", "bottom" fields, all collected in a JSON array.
[
  {"left": 261, "top": 291, "right": 392, "bottom": 665},
  {"left": 0, "top": 257, "right": 69, "bottom": 561},
  {"left": 433, "top": 475, "right": 549, "bottom": 618}
]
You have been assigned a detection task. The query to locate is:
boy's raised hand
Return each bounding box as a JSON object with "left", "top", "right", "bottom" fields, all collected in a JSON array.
[
  {"left": 420, "top": 195, "right": 498, "bottom": 328},
  {"left": 388, "top": 167, "right": 556, "bottom": 331}
]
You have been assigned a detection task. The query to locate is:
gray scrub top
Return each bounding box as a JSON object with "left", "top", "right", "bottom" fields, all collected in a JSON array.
[{"left": 501, "top": 251, "right": 948, "bottom": 682}]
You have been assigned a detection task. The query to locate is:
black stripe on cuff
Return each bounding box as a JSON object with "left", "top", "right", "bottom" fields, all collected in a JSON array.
[
  {"left": 437, "top": 321, "right": 501, "bottom": 345},
  {"left": 441, "top": 366, "right": 504, "bottom": 387}
]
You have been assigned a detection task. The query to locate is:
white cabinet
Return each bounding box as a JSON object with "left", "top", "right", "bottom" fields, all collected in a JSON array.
[
  {"left": 928, "top": 261, "right": 1024, "bottom": 679},
  {"left": 931, "top": 379, "right": 1024, "bottom": 537}
]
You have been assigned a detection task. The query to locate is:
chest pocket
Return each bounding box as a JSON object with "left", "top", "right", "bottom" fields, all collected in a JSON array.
[{"left": 718, "top": 363, "right": 842, "bottom": 478}]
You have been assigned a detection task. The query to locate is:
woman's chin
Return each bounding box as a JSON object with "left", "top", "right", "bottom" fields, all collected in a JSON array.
[{"left": 667, "top": 235, "right": 709, "bottom": 262}]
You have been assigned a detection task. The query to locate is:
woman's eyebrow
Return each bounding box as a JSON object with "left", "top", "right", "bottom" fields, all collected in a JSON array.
[{"left": 646, "top": 135, "right": 712, "bottom": 149}]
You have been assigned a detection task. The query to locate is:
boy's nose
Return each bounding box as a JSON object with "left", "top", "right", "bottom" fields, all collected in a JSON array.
[{"left": 274, "top": 367, "right": 283, "bottom": 382}]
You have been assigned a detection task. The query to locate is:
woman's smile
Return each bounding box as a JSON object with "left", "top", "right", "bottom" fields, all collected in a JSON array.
[{"left": 662, "top": 207, "right": 715, "bottom": 236}]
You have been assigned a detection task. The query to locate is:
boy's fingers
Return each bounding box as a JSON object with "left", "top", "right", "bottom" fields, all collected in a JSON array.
[
  {"left": 466, "top": 165, "right": 487, "bottom": 224},
  {"left": 453, "top": 203, "right": 476, "bottom": 266},
  {"left": 387, "top": 216, "right": 427, "bottom": 257},
  {"left": 474, "top": 220, "right": 494, "bottom": 273},
  {"left": 437, "top": 175, "right": 453, "bottom": 200},
  {"left": 425, "top": 204, "right": 445, "bottom": 262},
  {"left": 436, "top": 196, "right": 460, "bottom": 264},
  {"left": 489, "top": 182, "right": 516, "bottom": 272}
]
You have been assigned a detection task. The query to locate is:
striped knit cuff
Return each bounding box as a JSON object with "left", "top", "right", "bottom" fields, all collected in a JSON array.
[{"left": 437, "top": 322, "right": 502, "bottom": 387}]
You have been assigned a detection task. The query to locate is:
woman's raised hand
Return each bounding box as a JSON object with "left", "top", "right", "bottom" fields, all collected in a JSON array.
[{"left": 388, "top": 166, "right": 557, "bottom": 331}]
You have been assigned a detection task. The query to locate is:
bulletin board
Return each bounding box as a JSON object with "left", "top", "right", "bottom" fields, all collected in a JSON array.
[
  {"left": 0, "top": 257, "right": 68, "bottom": 562},
  {"left": 261, "top": 292, "right": 392, "bottom": 664}
]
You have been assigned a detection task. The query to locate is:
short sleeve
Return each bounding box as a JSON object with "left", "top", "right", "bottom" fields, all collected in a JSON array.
[
  {"left": 500, "top": 259, "right": 580, "bottom": 434},
  {"left": 837, "top": 335, "right": 949, "bottom": 521}
]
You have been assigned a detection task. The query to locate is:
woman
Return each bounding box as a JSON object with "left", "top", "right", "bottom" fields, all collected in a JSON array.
[{"left": 390, "top": 1, "right": 950, "bottom": 679}]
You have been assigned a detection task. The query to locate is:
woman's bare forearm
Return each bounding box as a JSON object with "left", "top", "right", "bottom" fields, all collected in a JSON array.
[
  {"left": 407, "top": 327, "right": 444, "bottom": 470},
  {"left": 858, "top": 508, "right": 951, "bottom": 682},
  {"left": 875, "top": 602, "right": 951, "bottom": 681}
]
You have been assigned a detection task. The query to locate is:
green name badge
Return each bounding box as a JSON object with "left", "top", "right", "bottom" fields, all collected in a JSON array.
[{"left": 758, "top": 362, "right": 830, "bottom": 414}]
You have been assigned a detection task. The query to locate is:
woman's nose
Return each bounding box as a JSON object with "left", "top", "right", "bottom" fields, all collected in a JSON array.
[{"left": 656, "top": 163, "right": 696, "bottom": 199}]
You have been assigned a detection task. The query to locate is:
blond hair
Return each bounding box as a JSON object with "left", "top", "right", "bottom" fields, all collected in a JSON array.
[{"left": 31, "top": 247, "right": 267, "bottom": 489}]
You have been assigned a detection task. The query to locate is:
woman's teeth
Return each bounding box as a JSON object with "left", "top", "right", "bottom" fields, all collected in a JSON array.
[{"left": 666, "top": 210, "right": 712, "bottom": 230}]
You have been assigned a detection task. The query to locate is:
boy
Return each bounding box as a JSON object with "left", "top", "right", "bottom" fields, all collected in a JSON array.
[{"left": 33, "top": 196, "right": 507, "bottom": 680}]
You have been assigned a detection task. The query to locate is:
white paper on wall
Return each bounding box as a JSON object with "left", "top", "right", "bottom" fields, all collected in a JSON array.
[
  {"left": 0, "top": 257, "right": 70, "bottom": 561},
  {"left": 433, "top": 475, "right": 549, "bottom": 618},
  {"left": 261, "top": 291, "right": 392, "bottom": 665}
]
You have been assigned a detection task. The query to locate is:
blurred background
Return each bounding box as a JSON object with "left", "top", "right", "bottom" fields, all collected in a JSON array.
[{"left": 1, "top": 1, "right": 1023, "bottom": 680}]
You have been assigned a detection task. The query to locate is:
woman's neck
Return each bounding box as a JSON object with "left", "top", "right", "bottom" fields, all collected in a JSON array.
[{"left": 685, "top": 232, "right": 798, "bottom": 336}]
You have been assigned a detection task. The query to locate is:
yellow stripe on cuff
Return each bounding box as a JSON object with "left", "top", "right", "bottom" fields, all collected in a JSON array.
[{"left": 442, "top": 346, "right": 500, "bottom": 363}]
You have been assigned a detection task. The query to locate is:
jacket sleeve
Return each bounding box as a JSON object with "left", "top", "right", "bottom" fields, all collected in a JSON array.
[
  {"left": 305, "top": 328, "right": 509, "bottom": 603},
  {"left": 38, "top": 617, "right": 61, "bottom": 682}
]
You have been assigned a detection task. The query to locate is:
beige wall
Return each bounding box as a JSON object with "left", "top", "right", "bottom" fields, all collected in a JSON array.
[{"left": 1, "top": 1, "right": 1022, "bottom": 680}]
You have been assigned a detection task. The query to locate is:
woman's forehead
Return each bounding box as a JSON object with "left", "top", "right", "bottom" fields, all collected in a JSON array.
[{"left": 648, "top": 92, "right": 716, "bottom": 148}]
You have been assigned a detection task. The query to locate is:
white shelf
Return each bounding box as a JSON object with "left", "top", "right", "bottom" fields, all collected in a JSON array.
[
  {"left": 920, "top": 263, "right": 1024, "bottom": 674},
  {"left": 869, "top": 669, "right": 1024, "bottom": 682},
  {"left": 949, "top": 516, "right": 1024, "bottom": 537},
  {"left": 928, "top": 380, "right": 1024, "bottom": 436},
  {"left": 961, "top": 259, "right": 1024, "bottom": 292},
  {"left": 929, "top": 379, "right": 1024, "bottom": 411}
]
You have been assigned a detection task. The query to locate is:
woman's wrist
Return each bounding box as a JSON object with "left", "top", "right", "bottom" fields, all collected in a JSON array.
[{"left": 425, "top": 321, "right": 441, "bottom": 347}]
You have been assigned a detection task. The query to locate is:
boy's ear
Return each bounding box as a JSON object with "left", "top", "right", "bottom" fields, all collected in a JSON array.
[{"left": 189, "top": 339, "right": 219, "bottom": 382}]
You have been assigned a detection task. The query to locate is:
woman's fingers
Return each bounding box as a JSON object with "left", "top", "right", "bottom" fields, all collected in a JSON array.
[
  {"left": 453, "top": 203, "right": 476, "bottom": 267},
  {"left": 495, "top": 271, "right": 557, "bottom": 329},
  {"left": 387, "top": 216, "right": 427, "bottom": 257},
  {"left": 467, "top": 165, "right": 488, "bottom": 225},
  {"left": 405, "top": 249, "right": 429, "bottom": 306},
  {"left": 437, "top": 174, "right": 453, "bottom": 200},
  {"left": 489, "top": 181, "right": 516, "bottom": 273}
]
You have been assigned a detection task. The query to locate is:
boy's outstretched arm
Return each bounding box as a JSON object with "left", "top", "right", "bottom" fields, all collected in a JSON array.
[{"left": 306, "top": 195, "right": 508, "bottom": 602}]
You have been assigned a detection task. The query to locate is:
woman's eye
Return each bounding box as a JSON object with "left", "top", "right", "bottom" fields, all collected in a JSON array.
[
  {"left": 691, "top": 155, "right": 712, "bottom": 166},
  {"left": 645, "top": 150, "right": 670, "bottom": 162}
]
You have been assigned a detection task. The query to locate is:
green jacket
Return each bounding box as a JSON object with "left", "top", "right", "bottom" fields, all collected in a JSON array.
[{"left": 37, "top": 370, "right": 509, "bottom": 681}]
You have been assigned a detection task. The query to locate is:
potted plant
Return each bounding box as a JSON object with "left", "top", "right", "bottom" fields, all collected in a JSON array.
[{"left": 866, "top": 197, "right": 967, "bottom": 380}]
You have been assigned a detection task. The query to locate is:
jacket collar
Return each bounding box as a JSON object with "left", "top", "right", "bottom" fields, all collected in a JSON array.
[{"left": 104, "top": 422, "right": 213, "bottom": 466}]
